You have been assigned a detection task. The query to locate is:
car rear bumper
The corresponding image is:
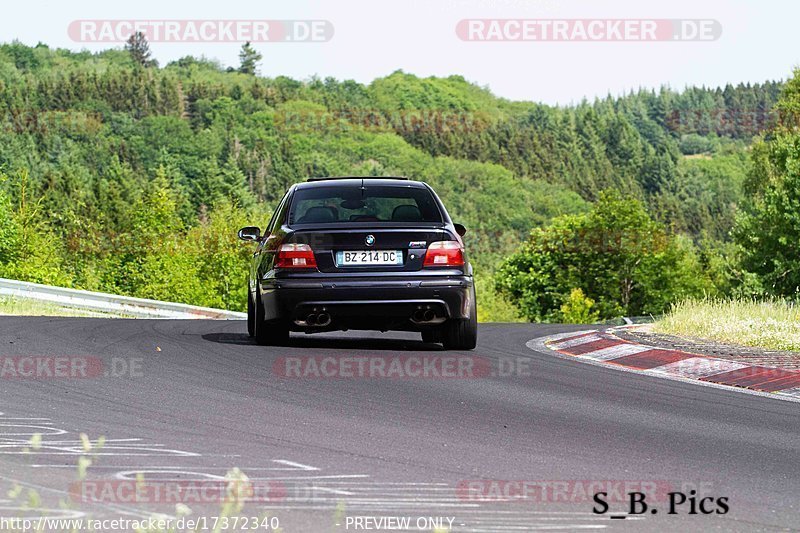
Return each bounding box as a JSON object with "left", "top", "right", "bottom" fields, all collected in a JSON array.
[{"left": 259, "top": 276, "right": 474, "bottom": 331}]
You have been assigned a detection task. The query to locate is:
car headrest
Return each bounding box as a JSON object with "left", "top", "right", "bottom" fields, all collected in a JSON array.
[
  {"left": 298, "top": 206, "right": 336, "bottom": 224},
  {"left": 391, "top": 204, "right": 422, "bottom": 222}
]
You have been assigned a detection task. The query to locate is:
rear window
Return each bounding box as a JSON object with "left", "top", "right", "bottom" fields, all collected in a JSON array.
[{"left": 289, "top": 185, "right": 443, "bottom": 225}]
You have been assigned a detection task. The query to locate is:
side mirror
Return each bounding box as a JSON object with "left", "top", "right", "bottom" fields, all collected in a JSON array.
[
  {"left": 454, "top": 223, "right": 467, "bottom": 237},
  {"left": 237, "top": 226, "right": 261, "bottom": 241}
]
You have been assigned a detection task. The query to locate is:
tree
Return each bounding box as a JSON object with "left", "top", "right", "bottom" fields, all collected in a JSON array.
[
  {"left": 125, "top": 32, "right": 156, "bottom": 67},
  {"left": 495, "top": 190, "right": 710, "bottom": 322},
  {"left": 734, "top": 69, "right": 800, "bottom": 295},
  {"left": 0, "top": 170, "right": 69, "bottom": 285},
  {"left": 238, "top": 42, "right": 262, "bottom": 75},
  {"left": 0, "top": 177, "right": 19, "bottom": 266}
]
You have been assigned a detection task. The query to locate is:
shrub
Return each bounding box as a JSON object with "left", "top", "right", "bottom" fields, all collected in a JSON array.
[
  {"left": 496, "top": 190, "right": 711, "bottom": 322},
  {"left": 560, "top": 288, "right": 600, "bottom": 324}
]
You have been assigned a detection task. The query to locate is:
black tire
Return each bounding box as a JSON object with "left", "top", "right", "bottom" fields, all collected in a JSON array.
[
  {"left": 253, "top": 292, "right": 290, "bottom": 346},
  {"left": 421, "top": 329, "right": 441, "bottom": 343},
  {"left": 247, "top": 291, "right": 255, "bottom": 338},
  {"left": 441, "top": 288, "right": 478, "bottom": 350}
]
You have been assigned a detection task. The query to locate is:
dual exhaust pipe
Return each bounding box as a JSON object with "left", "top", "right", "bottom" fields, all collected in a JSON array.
[
  {"left": 412, "top": 309, "right": 438, "bottom": 323},
  {"left": 305, "top": 312, "right": 331, "bottom": 327},
  {"left": 303, "top": 309, "right": 438, "bottom": 326}
]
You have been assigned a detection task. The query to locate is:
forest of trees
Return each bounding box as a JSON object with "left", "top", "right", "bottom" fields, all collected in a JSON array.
[{"left": 0, "top": 40, "right": 793, "bottom": 321}]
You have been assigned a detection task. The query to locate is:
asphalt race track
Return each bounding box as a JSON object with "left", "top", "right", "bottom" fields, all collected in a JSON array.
[{"left": 0, "top": 317, "right": 798, "bottom": 532}]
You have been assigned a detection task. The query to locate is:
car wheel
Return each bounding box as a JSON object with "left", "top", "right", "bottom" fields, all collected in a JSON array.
[
  {"left": 421, "top": 329, "right": 441, "bottom": 343},
  {"left": 254, "top": 292, "right": 290, "bottom": 346},
  {"left": 247, "top": 291, "right": 255, "bottom": 338},
  {"left": 441, "top": 289, "right": 477, "bottom": 350}
]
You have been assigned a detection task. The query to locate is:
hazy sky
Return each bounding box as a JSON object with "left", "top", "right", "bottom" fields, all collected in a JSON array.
[{"left": 3, "top": 0, "right": 797, "bottom": 105}]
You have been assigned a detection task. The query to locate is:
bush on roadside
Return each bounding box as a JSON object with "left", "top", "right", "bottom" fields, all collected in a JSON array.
[
  {"left": 495, "top": 190, "right": 712, "bottom": 322},
  {"left": 559, "top": 288, "right": 600, "bottom": 324}
]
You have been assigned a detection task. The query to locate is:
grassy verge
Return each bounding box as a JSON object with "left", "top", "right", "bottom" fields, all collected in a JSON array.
[{"left": 654, "top": 299, "right": 800, "bottom": 351}]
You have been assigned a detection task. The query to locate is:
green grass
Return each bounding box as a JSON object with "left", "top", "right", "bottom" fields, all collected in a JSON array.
[{"left": 654, "top": 298, "right": 800, "bottom": 351}]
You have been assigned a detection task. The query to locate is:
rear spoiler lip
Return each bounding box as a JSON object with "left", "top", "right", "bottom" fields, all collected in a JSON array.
[
  {"left": 286, "top": 223, "right": 447, "bottom": 230},
  {"left": 305, "top": 176, "right": 410, "bottom": 182}
]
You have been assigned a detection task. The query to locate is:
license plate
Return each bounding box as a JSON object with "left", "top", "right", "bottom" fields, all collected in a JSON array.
[{"left": 336, "top": 250, "right": 403, "bottom": 266}]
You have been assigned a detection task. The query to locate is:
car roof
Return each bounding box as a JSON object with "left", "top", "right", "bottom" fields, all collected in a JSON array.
[{"left": 294, "top": 177, "right": 428, "bottom": 190}]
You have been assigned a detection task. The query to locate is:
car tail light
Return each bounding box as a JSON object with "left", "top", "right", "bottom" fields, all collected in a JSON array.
[
  {"left": 275, "top": 243, "right": 318, "bottom": 269},
  {"left": 423, "top": 241, "right": 465, "bottom": 267}
]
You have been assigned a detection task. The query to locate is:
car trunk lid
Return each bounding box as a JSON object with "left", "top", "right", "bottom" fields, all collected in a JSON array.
[{"left": 289, "top": 227, "right": 446, "bottom": 273}]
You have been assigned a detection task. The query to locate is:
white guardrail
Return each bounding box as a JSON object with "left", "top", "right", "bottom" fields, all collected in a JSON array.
[{"left": 0, "top": 278, "right": 246, "bottom": 320}]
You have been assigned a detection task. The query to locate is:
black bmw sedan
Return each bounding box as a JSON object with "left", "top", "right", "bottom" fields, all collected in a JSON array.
[{"left": 238, "top": 177, "right": 477, "bottom": 350}]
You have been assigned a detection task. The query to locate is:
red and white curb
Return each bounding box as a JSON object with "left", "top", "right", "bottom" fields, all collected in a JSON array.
[{"left": 528, "top": 328, "right": 800, "bottom": 403}]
